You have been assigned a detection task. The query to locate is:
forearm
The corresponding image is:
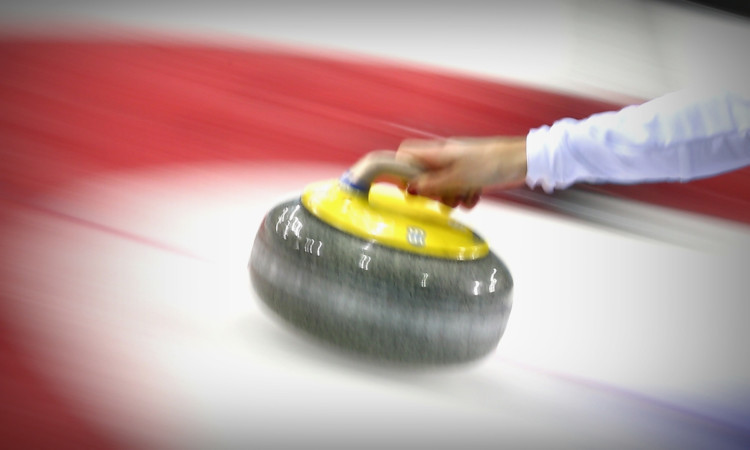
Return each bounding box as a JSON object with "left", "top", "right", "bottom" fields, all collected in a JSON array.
[{"left": 525, "top": 88, "right": 750, "bottom": 193}]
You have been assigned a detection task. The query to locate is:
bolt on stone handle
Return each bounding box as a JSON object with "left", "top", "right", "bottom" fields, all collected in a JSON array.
[{"left": 341, "top": 150, "right": 426, "bottom": 193}]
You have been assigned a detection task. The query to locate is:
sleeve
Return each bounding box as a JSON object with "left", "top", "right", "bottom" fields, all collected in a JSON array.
[{"left": 524, "top": 87, "right": 750, "bottom": 193}]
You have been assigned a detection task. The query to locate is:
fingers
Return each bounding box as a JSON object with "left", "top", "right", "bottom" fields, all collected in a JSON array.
[
  {"left": 398, "top": 137, "right": 483, "bottom": 209},
  {"left": 461, "top": 190, "right": 481, "bottom": 209},
  {"left": 439, "top": 191, "right": 481, "bottom": 209},
  {"left": 432, "top": 190, "right": 481, "bottom": 209},
  {"left": 405, "top": 181, "right": 482, "bottom": 209}
]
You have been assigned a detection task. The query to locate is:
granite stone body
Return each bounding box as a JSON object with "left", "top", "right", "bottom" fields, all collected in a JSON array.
[{"left": 249, "top": 198, "right": 514, "bottom": 365}]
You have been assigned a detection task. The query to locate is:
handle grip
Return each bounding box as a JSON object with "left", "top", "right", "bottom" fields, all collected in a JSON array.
[{"left": 341, "top": 150, "right": 425, "bottom": 193}]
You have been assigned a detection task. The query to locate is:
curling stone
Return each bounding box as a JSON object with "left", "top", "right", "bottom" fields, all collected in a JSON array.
[{"left": 249, "top": 151, "right": 513, "bottom": 365}]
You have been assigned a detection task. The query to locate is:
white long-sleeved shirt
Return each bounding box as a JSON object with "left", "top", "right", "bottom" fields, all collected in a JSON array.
[{"left": 525, "top": 87, "right": 750, "bottom": 193}]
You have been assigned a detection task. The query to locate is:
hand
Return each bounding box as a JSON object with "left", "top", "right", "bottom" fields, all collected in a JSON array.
[{"left": 396, "top": 136, "right": 527, "bottom": 208}]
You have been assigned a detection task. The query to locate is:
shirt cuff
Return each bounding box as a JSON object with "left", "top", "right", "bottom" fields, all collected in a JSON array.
[{"left": 525, "top": 125, "right": 557, "bottom": 193}]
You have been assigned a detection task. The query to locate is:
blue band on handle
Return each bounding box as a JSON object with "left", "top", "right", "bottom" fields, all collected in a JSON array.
[{"left": 339, "top": 171, "right": 370, "bottom": 193}]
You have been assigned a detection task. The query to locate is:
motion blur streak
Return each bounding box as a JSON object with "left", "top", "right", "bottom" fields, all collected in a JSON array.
[
  {"left": 2, "top": 36, "right": 748, "bottom": 220},
  {"left": 0, "top": 37, "right": 620, "bottom": 198}
]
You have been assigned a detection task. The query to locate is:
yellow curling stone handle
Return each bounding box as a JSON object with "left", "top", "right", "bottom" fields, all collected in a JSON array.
[{"left": 301, "top": 150, "right": 489, "bottom": 260}]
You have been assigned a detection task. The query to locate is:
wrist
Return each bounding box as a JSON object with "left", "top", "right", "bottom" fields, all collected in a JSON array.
[{"left": 490, "top": 136, "right": 527, "bottom": 188}]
